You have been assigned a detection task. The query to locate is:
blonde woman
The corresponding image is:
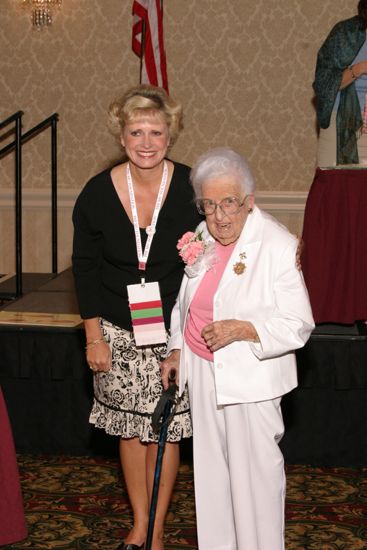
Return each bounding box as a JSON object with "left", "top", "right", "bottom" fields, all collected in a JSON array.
[{"left": 72, "top": 85, "right": 201, "bottom": 550}]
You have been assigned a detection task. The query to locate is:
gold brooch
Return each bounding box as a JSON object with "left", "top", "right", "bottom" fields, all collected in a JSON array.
[{"left": 233, "top": 252, "right": 246, "bottom": 275}]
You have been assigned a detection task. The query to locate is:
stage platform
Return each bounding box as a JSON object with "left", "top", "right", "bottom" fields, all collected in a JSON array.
[
  {"left": 0, "top": 269, "right": 81, "bottom": 324},
  {"left": 0, "top": 269, "right": 366, "bottom": 466},
  {"left": 0, "top": 269, "right": 109, "bottom": 455}
]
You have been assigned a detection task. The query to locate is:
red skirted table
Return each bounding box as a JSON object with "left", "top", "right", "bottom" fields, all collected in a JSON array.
[
  {"left": 0, "top": 386, "right": 28, "bottom": 546},
  {"left": 302, "top": 167, "right": 367, "bottom": 324}
]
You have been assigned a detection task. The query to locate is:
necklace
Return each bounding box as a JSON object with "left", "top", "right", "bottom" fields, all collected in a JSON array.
[{"left": 126, "top": 161, "right": 168, "bottom": 272}]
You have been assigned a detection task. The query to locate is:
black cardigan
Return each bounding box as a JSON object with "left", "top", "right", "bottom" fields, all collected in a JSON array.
[{"left": 72, "top": 161, "right": 201, "bottom": 331}]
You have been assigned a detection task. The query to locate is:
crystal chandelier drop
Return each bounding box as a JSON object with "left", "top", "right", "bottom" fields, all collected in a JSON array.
[{"left": 22, "top": 0, "right": 62, "bottom": 30}]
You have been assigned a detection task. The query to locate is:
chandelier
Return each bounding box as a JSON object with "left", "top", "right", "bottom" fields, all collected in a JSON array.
[{"left": 22, "top": 0, "right": 62, "bottom": 30}]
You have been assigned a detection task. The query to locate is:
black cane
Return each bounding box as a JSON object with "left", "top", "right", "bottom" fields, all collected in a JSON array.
[{"left": 145, "top": 373, "right": 177, "bottom": 550}]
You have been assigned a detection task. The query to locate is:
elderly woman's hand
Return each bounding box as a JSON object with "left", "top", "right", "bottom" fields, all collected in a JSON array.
[
  {"left": 160, "top": 349, "right": 181, "bottom": 390},
  {"left": 202, "top": 320, "right": 259, "bottom": 352}
]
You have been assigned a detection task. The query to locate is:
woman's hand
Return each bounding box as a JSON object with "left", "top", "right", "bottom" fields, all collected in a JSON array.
[
  {"left": 160, "top": 349, "right": 181, "bottom": 390},
  {"left": 355, "top": 60, "right": 367, "bottom": 76},
  {"left": 86, "top": 341, "right": 112, "bottom": 373},
  {"left": 340, "top": 61, "right": 367, "bottom": 89},
  {"left": 202, "top": 320, "right": 259, "bottom": 352},
  {"left": 84, "top": 317, "right": 111, "bottom": 373}
]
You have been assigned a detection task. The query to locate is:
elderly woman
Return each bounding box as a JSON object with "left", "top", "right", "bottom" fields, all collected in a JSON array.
[
  {"left": 314, "top": 0, "right": 367, "bottom": 166},
  {"left": 161, "top": 148, "right": 314, "bottom": 550},
  {"left": 72, "top": 84, "right": 200, "bottom": 550}
]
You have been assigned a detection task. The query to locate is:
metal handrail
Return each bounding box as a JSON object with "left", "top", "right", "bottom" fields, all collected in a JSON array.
[
  {"left": 0, "top": 113, "right": 59, "bottom": 157},
  {"left": 0, "top": 112, "right": 59, "bottom": 299},
  {"left": 0, "top": 110, "right": 24, "bottom": 131}
]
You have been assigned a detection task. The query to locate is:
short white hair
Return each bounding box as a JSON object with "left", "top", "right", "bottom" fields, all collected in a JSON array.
[{"left": 190, "top": 147, "right": 256, "bottom": 197}]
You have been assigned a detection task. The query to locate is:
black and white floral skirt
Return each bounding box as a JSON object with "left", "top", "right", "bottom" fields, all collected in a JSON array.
[{"left": 89, "top": 319, "right": 192, "bottom": 443}]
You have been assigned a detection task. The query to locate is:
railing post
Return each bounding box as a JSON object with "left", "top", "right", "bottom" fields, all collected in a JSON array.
[
  {"left": 51, "top": 116, "right": 58, "bottom": 274},
  {"left": 15, "top": 114, "right": 23, "bottom": 297},
  {"left": 0, "top": 111, "right": 59, "bottom": 299}
]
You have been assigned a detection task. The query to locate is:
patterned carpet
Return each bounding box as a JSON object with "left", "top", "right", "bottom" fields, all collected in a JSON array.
[{"left": 4, "top": 455, "right": 367, "bottom": 549}]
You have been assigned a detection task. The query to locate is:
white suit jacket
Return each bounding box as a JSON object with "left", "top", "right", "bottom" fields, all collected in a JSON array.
[{"left": 167, "top": 206, "right": 315, "bottom": 406}]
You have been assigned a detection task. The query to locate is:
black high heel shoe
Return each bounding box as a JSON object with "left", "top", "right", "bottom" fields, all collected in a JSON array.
[{"left": 116, "top": 543, "right": 144, "bottom": 550}]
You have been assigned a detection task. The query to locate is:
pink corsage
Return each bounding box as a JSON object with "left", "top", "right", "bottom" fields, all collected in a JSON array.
[{"left": 177, "top": 231, "right": 216, "bottom": 277}]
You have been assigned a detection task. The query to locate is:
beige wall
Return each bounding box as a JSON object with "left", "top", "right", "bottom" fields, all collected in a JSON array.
[{"left": 0, "top": 0, "right": 356, "bottom": 273}]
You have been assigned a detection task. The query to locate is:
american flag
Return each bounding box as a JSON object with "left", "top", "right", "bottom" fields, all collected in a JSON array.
[{"left": 132, "top": 0, "right": 169, "bottom": 93}]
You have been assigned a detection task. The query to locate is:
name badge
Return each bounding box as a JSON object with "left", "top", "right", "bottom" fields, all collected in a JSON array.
[{"left": 127, "top": 281, "right": 167, "bottom": 346}]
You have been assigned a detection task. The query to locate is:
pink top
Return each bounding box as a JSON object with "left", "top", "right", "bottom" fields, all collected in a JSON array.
[{"left": 184, "top": 241, "right": 236, "bottom": 360}]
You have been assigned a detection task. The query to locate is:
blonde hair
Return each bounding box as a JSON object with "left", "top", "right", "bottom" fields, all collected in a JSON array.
[{"left": 108, "top": 84, "right": 183, "bottom": 147}]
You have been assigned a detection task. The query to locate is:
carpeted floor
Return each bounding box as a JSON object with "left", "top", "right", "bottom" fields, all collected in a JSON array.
[{"left": 3, "top": 455, "right": 367, "bottom": 549}]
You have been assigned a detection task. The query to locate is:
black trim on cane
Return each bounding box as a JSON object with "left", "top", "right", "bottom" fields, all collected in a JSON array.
[
  {"left": 146, "top": 371, "right": 178, "bottom": 550},
  {"left": 151, "top": 371, "right": 177, "bottom": 432}
]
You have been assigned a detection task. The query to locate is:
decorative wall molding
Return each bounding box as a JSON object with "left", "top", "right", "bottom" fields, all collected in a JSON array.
[
  {"left": 0, "top": 188, "right": 79, "bottom": 210},
  {"left": 255, "top": 191, "right": 308, "bottom": 213},
  {"left": 0, "top": 188, "right": 308, "bottom": 213},
  {"left": 0, "top": 188, "right": 308, "bottom": 273}
]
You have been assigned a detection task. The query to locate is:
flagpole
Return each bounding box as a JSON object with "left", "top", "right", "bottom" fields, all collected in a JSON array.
[{"left": 139, "top": 18, "right": 145, "bottom": 84}]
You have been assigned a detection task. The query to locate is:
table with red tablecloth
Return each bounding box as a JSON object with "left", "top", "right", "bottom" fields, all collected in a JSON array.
[
  {"left": 0, "top": 386, "right": 27, "bottom": 546},
  {"left": 301, "top": 167, "right": 367, "bottom": 324}
]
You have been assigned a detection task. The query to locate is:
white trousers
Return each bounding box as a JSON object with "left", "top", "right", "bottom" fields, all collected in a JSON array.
[{"left": 185, "top": 347, "right": 286, "bottom": 550}]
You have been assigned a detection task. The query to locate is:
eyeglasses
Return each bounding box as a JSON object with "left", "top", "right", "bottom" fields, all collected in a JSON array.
[{"left": 196, "top": 196, "right": 247, "bottom": 216}]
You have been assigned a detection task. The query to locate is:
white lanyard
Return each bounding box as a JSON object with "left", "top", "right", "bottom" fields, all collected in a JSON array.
[{"left": 126, "top": 161, "right": 168, "bottom": 281}]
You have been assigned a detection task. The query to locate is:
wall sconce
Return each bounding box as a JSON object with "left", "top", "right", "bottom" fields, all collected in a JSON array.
[{"left": 22, "top": 0, "right": 62, "bottom": 30}]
